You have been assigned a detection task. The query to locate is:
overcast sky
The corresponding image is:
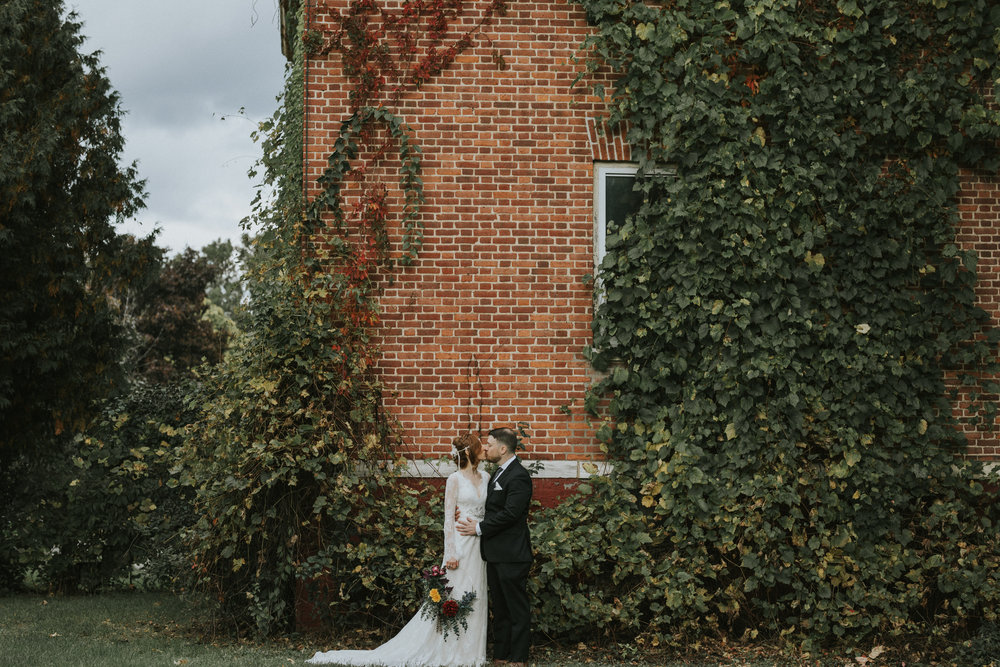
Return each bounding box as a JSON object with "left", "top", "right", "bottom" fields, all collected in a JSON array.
[{"left": 65, "top": 0, "right": 288, "bottom": 255}]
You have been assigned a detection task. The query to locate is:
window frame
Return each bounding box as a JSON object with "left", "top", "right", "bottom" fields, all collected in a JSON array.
[{"left": 594, "top": 161, "right": 641, "bottom": 270}]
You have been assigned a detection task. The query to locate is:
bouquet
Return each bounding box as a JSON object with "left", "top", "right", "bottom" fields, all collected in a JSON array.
[{"left": 418, "top": 564, "right": 476, "bottom": 639}]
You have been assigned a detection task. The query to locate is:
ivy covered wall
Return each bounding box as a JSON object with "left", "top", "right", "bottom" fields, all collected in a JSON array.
[{"left": 568, "top": 0, "right": 1000, "bottom": 646}]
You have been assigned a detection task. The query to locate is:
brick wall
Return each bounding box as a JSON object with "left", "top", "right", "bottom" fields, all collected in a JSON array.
[
  {"left": 301, "top": 0, "right": 621, "bottom": 477},
  {"left": 297, "top": 0, "right": 1000, "bottom": 470},
  {"left": 956, "top": 168, "right": 1000, "bottom": 461}
]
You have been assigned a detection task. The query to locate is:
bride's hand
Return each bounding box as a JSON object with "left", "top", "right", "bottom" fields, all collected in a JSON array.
[{"left": 446, "top": 559, "right": 459, "bottom": 570}]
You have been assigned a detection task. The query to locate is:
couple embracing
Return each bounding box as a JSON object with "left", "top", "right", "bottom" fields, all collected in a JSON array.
[{"left": 308, "top": 427, "right": 533, "bottom": 667}]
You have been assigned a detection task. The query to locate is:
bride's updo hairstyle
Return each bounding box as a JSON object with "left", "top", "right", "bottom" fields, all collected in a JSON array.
[{"left": 452, "top": 433, "right": 481, "bottom": 468}]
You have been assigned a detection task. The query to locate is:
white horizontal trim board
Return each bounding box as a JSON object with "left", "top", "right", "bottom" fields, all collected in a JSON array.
[
  {"left": 390, "top": 460, "right": 998, "bottom": 480},
  {"left": 396, "top": 459, "right": 614, "bottom": 479}
]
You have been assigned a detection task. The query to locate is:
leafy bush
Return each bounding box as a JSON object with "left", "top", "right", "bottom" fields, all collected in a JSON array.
[
  {"left": 0, "top": 442, "right": 75, "bottom": 592},
  {"left": 176, "top": 253, "right": 423, "bottom": 634},
  {"left": 1, "top": 381, "right": 196, "bottom": 593},
  {"left": 529, "top": 476, "right": 654, "bottom": 642},
  {"left": 65, "top": 381, "right": 197, "bottom": 591},
  {"left": 955, "top": 622, "right": 1000, "bottom": 666},
  {"left": 296, "top": 480, "right": 447, "bottom": 634}
]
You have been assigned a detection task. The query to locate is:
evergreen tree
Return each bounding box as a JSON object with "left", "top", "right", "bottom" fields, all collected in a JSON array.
[{"left": 0, "top": 0, "right": 157, "bottom": 454}]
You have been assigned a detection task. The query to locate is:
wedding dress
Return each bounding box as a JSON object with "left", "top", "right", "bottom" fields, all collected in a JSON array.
[{"left": 307, "top": 469, "right": 489, "bottom": 667}]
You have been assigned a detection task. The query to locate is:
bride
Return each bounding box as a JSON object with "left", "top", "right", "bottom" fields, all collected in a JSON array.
[{"left": 307, "top": 433, "right": 489, "bottom": 666}]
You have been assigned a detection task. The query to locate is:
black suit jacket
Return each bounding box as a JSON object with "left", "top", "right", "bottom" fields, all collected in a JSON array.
[{"left": 479, "top": 457, "right": 533, "bottom": 563}]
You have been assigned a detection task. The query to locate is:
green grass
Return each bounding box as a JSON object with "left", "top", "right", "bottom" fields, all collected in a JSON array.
[
  {"left": 0, "top": 592, "right": 712, "bottom": 666},
  {"left": 0, "top": 593, "right": 684, "bottom": 666},
  {"left": 0, "top": 592, "right": 957, "bottom": 666},
  {"left": 0, "top": 593, "right": 301, "bottom": 666}
]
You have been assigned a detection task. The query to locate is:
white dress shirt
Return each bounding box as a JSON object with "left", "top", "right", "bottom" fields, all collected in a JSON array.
[{"left": 475, "top": 457, "right": 516, "bottom": 536}]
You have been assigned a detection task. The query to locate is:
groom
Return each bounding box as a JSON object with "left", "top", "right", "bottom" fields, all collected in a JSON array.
[{"left": 458, "top": 427, "right": 533, "bottom": 667}]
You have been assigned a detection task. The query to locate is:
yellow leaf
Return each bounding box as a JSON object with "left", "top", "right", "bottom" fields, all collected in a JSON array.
[
  {"left": 804, "top": 251, "right": 825, "bottom": 269},
  {"left": 635, "top": 22, "right": 655, "bottom": 41}
]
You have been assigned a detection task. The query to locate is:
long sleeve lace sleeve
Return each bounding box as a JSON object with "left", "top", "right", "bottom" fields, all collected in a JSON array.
[{"left": 442, "top": 473, "right": 458, "bottom": 564}]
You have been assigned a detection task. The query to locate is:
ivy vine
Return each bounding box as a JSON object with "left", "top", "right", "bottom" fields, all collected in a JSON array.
[
  {"left": 299, "top": 0, "right": 508, "bottom": 270},
  {"left": 305, "top": 0, "right": 507, "bottom": 110}
]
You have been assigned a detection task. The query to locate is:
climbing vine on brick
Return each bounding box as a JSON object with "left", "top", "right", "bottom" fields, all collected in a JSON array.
[
  {"left": 301, "top": 0, "right": 507, "bottom": 269},
  {"left": 305, "top": 0, "right": 507, "bottom": 111},
  {"left": 551, "top": 0, "right": 1000, "bottom": 650}
]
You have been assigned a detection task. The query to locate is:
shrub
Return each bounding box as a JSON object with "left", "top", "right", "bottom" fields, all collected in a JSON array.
[
  {"left": 1, "top": 381, "right": 196, "bottom": 593},
  {"left": 175, "top": 257, "right": 424, "bottom": 634}
]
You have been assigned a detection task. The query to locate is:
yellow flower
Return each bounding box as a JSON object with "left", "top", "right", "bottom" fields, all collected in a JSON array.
[{"left": 429, "top": 589, "right": 441, "bottom": 603}]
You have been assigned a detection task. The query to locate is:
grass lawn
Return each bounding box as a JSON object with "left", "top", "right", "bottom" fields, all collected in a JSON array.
[
  {"left": 0, "top": 591, "right": 965, "bottom": 666},
  {"left": 0, "top": 593, "right": 688, "bottom": 667},
  {"left": 0, "top": 593, "right": 301, "bottom": 666}
]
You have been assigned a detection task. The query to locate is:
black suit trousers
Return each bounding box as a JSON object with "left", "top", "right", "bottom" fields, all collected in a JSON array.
[{"left": 487, "top": 560, "right": 531, "bottom": 662}]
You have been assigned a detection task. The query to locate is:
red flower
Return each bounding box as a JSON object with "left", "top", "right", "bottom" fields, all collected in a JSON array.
[{"left": 442, "top": 599, "right": 459, "bottom": 617}]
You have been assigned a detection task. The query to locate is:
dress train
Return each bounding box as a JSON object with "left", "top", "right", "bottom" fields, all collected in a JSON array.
[{"left": 307, "top": 470, "right": 489, "bottom": 667}]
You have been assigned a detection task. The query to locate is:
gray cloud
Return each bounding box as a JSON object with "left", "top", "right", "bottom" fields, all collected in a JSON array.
[{"left": 66, "top": 0, "right": 287, "bottom": 253}]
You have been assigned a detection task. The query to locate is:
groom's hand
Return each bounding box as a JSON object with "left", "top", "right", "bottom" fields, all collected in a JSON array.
[{"left": 456, "top": 517, "right": 478, "bottom": 536}]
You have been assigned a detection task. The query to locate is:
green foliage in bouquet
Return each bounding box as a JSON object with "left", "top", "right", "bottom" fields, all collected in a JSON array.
[
  {"left": 418, "top": 564, "right": 477, "bottom": 639},
  {"left": 533, "top": 0, "right": 1000, "bottom": 650}
]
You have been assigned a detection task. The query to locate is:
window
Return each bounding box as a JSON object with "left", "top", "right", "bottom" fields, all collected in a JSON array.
[
  {"left": 594, "top": 162, "right": 676, "bottom": 269},
  {"left": 594, "top": 162, "right": 642, "bottom": 268},
  {"left": 592, "top": 163, "right": 673, "bottom": 356}
]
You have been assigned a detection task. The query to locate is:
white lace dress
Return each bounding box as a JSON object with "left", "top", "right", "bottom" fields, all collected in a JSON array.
[{"left": 307, "top": 469, "right": 489, "bottom": 666}]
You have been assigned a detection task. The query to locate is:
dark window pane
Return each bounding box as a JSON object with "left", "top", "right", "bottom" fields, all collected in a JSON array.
[{"left": 605, "top": 174, "right": 641, "bottom": 233}]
